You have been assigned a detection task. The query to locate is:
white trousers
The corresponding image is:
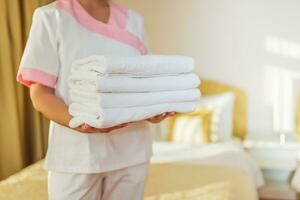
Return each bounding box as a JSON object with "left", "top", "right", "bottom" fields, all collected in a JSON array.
[{"left": 48, "top": 162, "right": 149, "bottom": 200}]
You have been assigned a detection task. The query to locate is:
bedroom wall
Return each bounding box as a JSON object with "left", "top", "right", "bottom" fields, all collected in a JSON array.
[{"left": 116, "top": 0, "right": 300, "bottom": 136}]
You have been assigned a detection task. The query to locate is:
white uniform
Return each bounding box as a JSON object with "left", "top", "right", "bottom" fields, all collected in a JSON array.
[
  {"left": 17, "top": 0, "right": 152, "bottom": 199},
  {"left": 48, "top": 162, "right": 149, "bottom": 200}
]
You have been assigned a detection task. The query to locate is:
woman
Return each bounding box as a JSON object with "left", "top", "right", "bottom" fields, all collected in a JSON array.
[{"left": 17, "top": 0, "right": 174, "bottom": 199}]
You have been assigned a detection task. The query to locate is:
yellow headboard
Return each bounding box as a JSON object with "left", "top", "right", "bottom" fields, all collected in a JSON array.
[{"left": 200, "top": 79, "right": 248, "bottom": 139}]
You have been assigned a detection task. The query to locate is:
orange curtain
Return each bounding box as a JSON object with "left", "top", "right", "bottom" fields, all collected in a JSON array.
[{"left": 0, "top": 0, "right": 53, "bottom": 180}]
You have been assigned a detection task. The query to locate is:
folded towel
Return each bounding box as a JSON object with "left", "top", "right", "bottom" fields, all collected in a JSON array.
[
  {"left": 70, "top": 89, "right": 201, "bottom": 108},
  {"left": 69, "top": 102, "right": 197, "bottom": 128},
  {"left": 72, "top": 55, "right": 195, "bottom": 75},
  {"left": 69, "top": 72, "right": 200, "bottom": 93}
]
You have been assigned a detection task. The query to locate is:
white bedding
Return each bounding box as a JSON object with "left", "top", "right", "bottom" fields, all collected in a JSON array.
[
  {"left": 70, "top": 88, "right": 201, "bottom": 108},
  {"left": 151, "top": 140, "right": 265, "bottom": 188},
  {"left": 69, "top": 102, "right": 196, "bottom": 128},
  {"left": 69, "top": 72, "right": 200, "bottom": 93},
  {"left": 68, "top": 55, "right": 200, "bottom": 128},
  {"left": 72, "top": 55, "right": 195, "bottom": 75}
]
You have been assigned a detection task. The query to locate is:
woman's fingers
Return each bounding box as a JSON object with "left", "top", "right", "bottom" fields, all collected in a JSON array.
[
  {"left": 155, "top": 112, "right": 175, "bottom": 120},
  {"left": 95, "top": 122, "right": 132, "bottom": 134},
  {"left": 146, "top": 112, "right": 176, "bottom": 123},
  {"left": 76, "top": 124, "right": 92, "bottom": 133},
  {"left": 77, "top": 124, "right": 107, "bottom": 134},
  {"left": 78, "top": 113, "right": 177, "bottom": 134},
  {"left": 166, "top": 112, "right": 176, "bottom": 117},
  {"left": 152, "top": 113, "right": 166, "bottom": 120}
]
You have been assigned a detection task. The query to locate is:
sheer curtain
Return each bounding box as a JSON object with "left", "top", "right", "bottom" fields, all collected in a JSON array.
[{"left": 0, "top": 0, "right": 53, "bottom": 180}]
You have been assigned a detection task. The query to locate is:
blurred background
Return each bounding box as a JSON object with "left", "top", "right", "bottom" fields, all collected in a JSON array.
[
  {"left": 0, "top": 0, "right": 53, "bottom": 179},
  {"left": 1, "top": 0, "right": 300, "bottom": 199}
]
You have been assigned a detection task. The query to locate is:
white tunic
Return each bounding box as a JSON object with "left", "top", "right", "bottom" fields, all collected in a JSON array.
[{"left": 17, "top": 0, "right": 152, "bottom": 173}]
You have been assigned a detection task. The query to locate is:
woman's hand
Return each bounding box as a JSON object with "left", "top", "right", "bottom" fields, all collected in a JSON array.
[
  {"left": 146, "top": 112, "right": 176, "bottom": 124},
  {"left": 74, "top": 112, "right": 176, "bottom": 133},
  {"left": 75, "top": 123, "right": 131, "bottom": 134}
]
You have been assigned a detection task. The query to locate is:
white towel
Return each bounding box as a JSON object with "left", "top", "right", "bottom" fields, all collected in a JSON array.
[
  {"left": 69, "top": 102, "right": 197, "bottom": 128},
  {"left": 72, "top": 55, "right": 195, "bottom": 75},
  {"left": 70, "top": 89, "right": 201, "bottom": 108},
  {"left": 69, "top": 72, "right": 200, "bottom": 92}
]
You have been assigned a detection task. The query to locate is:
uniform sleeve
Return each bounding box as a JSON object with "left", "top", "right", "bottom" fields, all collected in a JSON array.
[{"left": 16, "top": 8, "right": 60, "bottom": 88}]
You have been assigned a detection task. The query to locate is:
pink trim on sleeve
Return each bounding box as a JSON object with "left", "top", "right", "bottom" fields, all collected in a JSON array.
[
  {"left": 17, "top": 68, "right": 58, "bottom": 88},
  {"left": 109, "top": 1, "right": 128, "bottom": 29},
  {"left": 57, "top": 0, "right": 147, "bottom": 55}
]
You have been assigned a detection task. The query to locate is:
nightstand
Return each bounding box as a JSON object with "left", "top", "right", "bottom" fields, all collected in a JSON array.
[{"left": 243, "top": 134, "right": 300, "bottom": 200}]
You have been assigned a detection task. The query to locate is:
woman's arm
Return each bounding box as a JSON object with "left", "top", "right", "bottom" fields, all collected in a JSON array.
[
  {"left": 30, "top": 83, "right": 130, "bottom": 133},
  {"left": 30, "top": 84, "right": 71, "bottom": 127}
]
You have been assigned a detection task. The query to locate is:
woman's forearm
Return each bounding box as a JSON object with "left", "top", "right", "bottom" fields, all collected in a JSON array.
[
  {"left": 29, "top": 83, "right": 132, "bottom": 133},
  {"left": 30, "top": 83, "right": 72, "bottom": 128},
  {"left": 29, "top": 83, "right": 174, "bottom": 134}
]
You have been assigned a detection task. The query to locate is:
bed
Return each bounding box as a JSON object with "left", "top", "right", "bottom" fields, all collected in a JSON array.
[
  {"left": 151, "top": 140, "right": 264, "bottom": 189},
  {"left": 0, "top": 160, "right": 257, "bottom": 200},
  {"left": 148, "top": 79, "right": 264, "bottom": 198},
  {"left": 0, "top": 80, "right": 262, "bottom": 200},
  {"left": 153, "top": 80, "right": 263, "bottom": 185},
  {"left": 0, "top": 142, "right": 261, "bottom": 200}
]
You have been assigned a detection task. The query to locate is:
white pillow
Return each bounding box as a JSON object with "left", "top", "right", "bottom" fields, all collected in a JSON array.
[
  {"left": 153, "top": 92, "right": 235, "bottom": 143},
  {"left": 172, "top": 114, "right": 207, "bottom": 144},
  {"left": 197, "top": 92, "right": 235, "bottom": 141}
]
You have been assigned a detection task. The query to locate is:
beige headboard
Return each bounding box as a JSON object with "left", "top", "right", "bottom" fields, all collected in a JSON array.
[{"left": 200, "top": 79, "right": 248, "bottom": 139}]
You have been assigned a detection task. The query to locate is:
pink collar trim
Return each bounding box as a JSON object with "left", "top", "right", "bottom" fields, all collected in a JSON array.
[{"left": 57, "top": 0, "right": 147, "bottom": 54}]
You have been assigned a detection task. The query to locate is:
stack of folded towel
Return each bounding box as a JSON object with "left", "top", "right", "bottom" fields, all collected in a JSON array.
[{"left": 68, "top": 55, "right": 201, "bottom": 129}]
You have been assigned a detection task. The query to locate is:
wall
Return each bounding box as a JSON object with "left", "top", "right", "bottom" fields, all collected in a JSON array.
[{"left": 116, "top": 0, "right": 300, "bottom": 136}]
